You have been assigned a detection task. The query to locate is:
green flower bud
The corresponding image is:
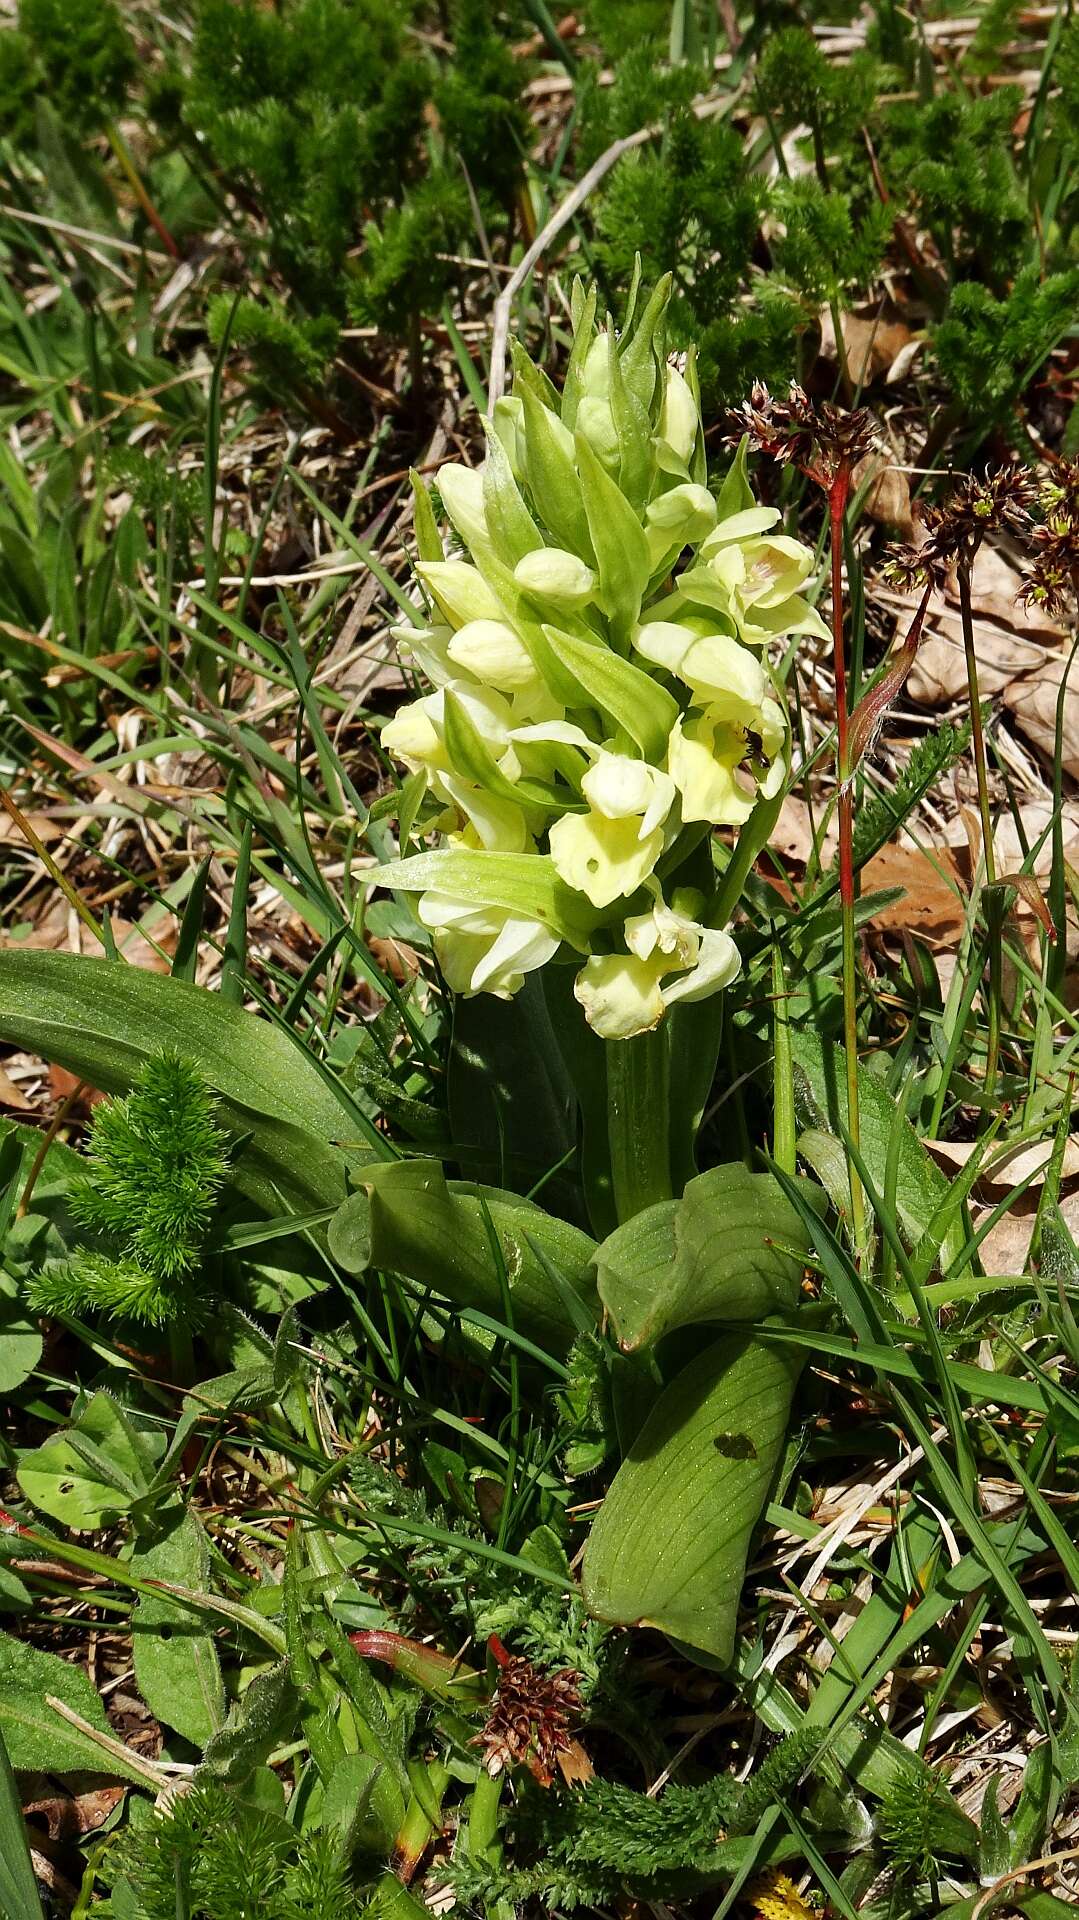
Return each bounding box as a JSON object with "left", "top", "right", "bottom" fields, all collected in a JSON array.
[
  {"left": 514, "top": 547, "right": 596, "bottom": 606},
  {"left": 446, "top": 618, "right": 542, "bottom": 692}
]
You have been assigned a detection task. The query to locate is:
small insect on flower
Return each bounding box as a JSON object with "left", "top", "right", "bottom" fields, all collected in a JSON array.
[{"left": 475, "top": 1636, "right": 591, "bottom": 1787}]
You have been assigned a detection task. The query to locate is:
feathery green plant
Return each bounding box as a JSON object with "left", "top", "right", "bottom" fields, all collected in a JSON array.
[
  {"left": 28, "top": 1051, "right": 228, "bottom": 1329},
  {"left": 108, "top": 1782, "right": 367, "bottom": 1920},
  {"left": 0, "top": 0, "right": 134, "bottom": 141}
]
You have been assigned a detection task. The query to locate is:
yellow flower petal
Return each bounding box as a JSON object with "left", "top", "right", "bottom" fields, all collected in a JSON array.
[
  {"left": 573, "top": 952, "right": 666, "bottom": 1038},
  {"left": 549, "top": 810, "right": 664, "bottom": 909}
]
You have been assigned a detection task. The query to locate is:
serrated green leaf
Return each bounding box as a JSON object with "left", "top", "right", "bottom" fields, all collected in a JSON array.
[
  {"left": 583, "top": 1334, "right": 800, "bottom": 1661},
  {"left": 595, "top": 1164, "right": 813, "bottom": 1351}
]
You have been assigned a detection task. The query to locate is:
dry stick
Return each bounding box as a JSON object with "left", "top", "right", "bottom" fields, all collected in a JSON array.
[{"left": 487, "top": 94, "right": 732, "bottom": 410}]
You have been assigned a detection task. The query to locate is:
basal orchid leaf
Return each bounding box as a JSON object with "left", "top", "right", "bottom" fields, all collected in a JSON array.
[
  {"left": 328, "top": 1160, "right": 597, "bottom": 1355},
  {"left": 0, "top": 950, "right": 369, "bottom": 1212},
  {"left": 594, "top": 1163, "right": 813, "bottom": 1351},
  {"left": 583, "top": 1333, "right": 800, "bottom": 1661}
]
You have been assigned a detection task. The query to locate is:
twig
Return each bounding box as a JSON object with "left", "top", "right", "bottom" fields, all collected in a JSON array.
[
  {"left": 487, "top": 92, "right": 732, "bottom": 409},
  {"left": 45, "top": 1696, "right": 191, "bottom": 1787}
]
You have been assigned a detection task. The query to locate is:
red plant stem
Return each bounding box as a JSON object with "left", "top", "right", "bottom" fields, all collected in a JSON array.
[{"left": 829, "top": 460, "right": 867, "bottom": 1258}]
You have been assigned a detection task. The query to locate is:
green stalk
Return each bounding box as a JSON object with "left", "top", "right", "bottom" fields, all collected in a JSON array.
[
  {"left": 957, "top": 559, "right": 1001, "bottom": 1113},
  {"left": 771, "top": 938, "right": 796, "bottom": 1177},
  {"left": 829, "top": 463, "right": 867, "bottom": 1263},
  {"left": 956, "top": 562, "right": 996, "bottom": 887},
  {"left": 606, "top": 1027, "right": 672, "bottom": 1223}
]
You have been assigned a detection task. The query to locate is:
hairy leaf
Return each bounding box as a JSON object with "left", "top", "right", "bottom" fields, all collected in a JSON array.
[{"left": 0, "top": 1629, "right": 143, "bottom": 1778}]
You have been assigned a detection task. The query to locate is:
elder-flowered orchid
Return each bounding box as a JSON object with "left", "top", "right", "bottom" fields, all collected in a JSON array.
[
  {"left": 574, "top": 897, "right": 742, "bottom": 1039},
  {"left": 372, "top": 276, "right": 821, "bottom": 1037}
]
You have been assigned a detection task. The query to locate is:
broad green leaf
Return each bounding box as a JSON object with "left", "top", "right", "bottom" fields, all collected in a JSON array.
[
  {"left": 517, "top": 383, "right": 593, "bottom": 560},
  {"left": 0, "top": 1629, "right": 144, "bottom": 1778},
  {"left": 17, "top": 1391, "right": 157, "bottom": 1531},
  {"left": 0, "top": 950, "right": 366, "bottom": 1212},
  {"left": 715, "top": 435, "right": 755, "bottom": 518},
  {"left": 441, "top": 694, "right": 552, "bottom": 815},
  {"left": 363, "top": 849, "right": 597, "bottom": 950},
  {"left": 131, "top": 1508, "right": 225, "bottom": 1748},
  {"left": 595, "top": 1164, "right": 813, "bottom": 1351},
  {"left": 791, "top": 1030, "right": 964, "bottom": 1266},
  {"left": 574, "top": 431, "right": 651, "bottom": 643},
  {"left": 448, "top": 976, "right": 578, "bottom": 1204},
  {"left": 482, "top": 421, "right": 542, "bottom": 567},
  {"left": 328, "top": 1160, "right": 597, "bottom": 1354},
  {"left": 0, "top": 1275, "right": 41, "bottom": 1395},
  {"left": 606, "top": 329, "right": 651, "bottom": 511},
  {"left": 0, "top": 1726, "right": 43, "bottom": 1920},
  {"left": 542, "top": 624, "right": 678, "bottom": 765},
  {"left": 583, "top": 1334, "right": 800, "bottom": 1661},
  {"left": 618, "top": 272, "right": 671, "bottom": 414}
]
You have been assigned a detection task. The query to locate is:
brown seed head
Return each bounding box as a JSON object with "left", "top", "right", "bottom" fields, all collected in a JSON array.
[
  {"left": 475, "top": 1643, "right": 585, "bottom": 1788},
  {"left": 726, "top": 382, "right": 877, "bottom": 491}
]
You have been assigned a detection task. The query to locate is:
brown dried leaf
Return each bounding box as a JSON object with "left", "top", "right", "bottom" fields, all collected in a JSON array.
[
  {"left": 852, "top": 453, "right": 913, "bottom": 536},
  {"left": 23, "top": 1786, "right": 124, "bottom": 1840},
  {"left": 1003, "top": 653, "right": 1079, "bottom": 778},
  {"left": 927, "top": 1135, "right": 1079, "bottom": 1188},
  {"left": 0, "top": 1063, "right": 32, "bottom": 1109},
  {"left": 817, "top": 308, "right": 914, "bottom": 386},
  {"left": 861, "top": 842, "right": 966, "bottom": 943},
  {"left": 974, "top": 1188, "right": 1079, "bottom": 1279},
  {"left": 897, "top": 545, "right": 1066, "bottom": 706},
  {"left": 0, "top": 810, "right": 64, "bottom": 846},
  {"left": 771, "top": 795, "right": 833, "bottom": 866}
]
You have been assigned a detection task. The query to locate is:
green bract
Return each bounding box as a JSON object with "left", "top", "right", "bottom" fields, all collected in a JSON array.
[{"left": 377, "top": 278, "right": 823, "bottom": 1040}]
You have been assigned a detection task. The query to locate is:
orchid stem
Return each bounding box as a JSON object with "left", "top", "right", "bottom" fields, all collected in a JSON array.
[
  {"left": 830, "top": 465, "right": 867, "bottom": 1263},
  {"left": 606, "top": 1028, "right": 673, "bottom": 1223}
]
